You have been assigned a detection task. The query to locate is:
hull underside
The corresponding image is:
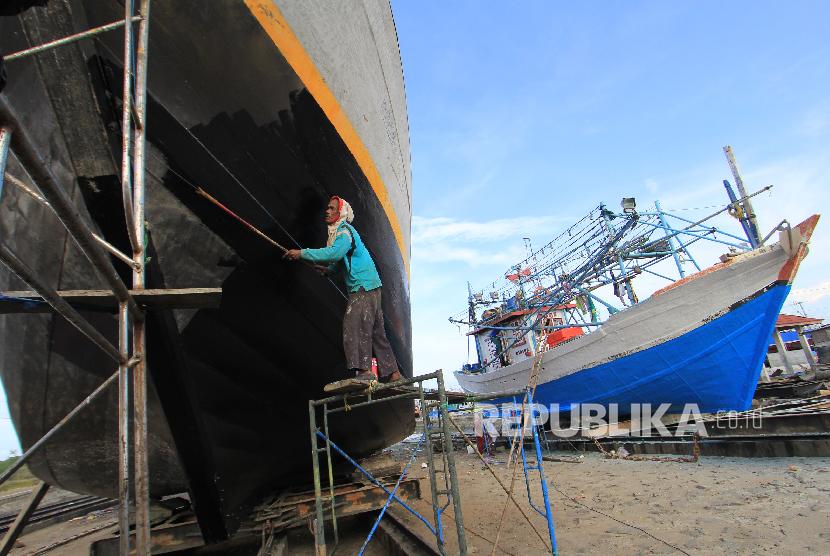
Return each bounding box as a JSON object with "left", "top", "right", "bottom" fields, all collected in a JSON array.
[{"left": 0, "top": 0, "right": 412, "bottom": 538}]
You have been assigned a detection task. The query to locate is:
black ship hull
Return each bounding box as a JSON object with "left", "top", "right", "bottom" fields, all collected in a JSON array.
[{"left": 0, "top": 0, "right": 412, "bottom": 538}]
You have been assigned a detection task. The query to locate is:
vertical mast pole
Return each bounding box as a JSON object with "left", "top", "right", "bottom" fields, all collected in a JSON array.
[
  {"left": 722, "top": 179, "right": 759, "bottom": 248},
  {"left": 600, "top": 204, "right": 634, "bottom": 305},
  {"left": 723, "top": 146, "right": 762, "bottom": 246}
]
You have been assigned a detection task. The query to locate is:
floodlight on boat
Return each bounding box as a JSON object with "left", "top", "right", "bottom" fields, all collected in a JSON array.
[{"left": 621, "top": 197, "right": 637, "bottom": 214}]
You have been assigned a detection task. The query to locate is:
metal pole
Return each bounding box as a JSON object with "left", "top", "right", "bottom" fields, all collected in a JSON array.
[
  {"left": 0, "top": 481, "right": 49, "bottom": 556},
  {"left": 796, "top": 327, "right": 817, "bottom": 371},
  {"left": 131, "top": 2, "right": 152, "bottom": 552},
  {"left": 3, "top": 18, "right": 142, "bottom": 62},
  {"left": 419, "top": 383, "right": 446, "bottom": 555},
  {"left": 436, "top": 372, "right": 467, "bottom": 555},
  {"left": 0, "top": 243, "right": 123, "bottom": 362},
  {"left": 3, "top": 171, "right": 139, "bottom": 269},
  {"left": 773, "top": 329, "right": 794, "bottom": 375},
  {"left": 0, "top": 127, "right": 11, "bottom": 198},
  {"left": 0, "top": 95, "right": 141, "bottom": 318},
  {"left": 321, "top": 405, "right": 338, "bottom": 547},
  {"left": 723, "top": 146, "right": 761, "bottom": 245},
  {"left": 600, "top": 204, "right": 635, "bottom": 304},
  {"left": 118, "top": 303, "right": 131, "bottom": 556},
  {"left": 120, "top": 0, "right": 139, "bottom": 254},
  {"left": 723, "top": 180, "right": 759, "bottom": 248},
  {"left": 530, "top": 406, "right": 557, "bottom": 554},
  {"left": 308, "top": 402, "right": 326, "bottom": 556},
  {"left": 0, "top": 370, "right": 119, "bottom": 487},
  {"left": 654, "top": 200, "right": 685, "bottom": 278}
]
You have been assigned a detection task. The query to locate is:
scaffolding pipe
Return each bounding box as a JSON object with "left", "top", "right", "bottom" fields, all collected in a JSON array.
[
  {"left": 0, "top": 95, "right": 142, "bottom": 319},
  {"left": 117, "top": 303, "right": 131, "bottom": 556},
  {"left": 0, "top": 127, "right": 11, "bottom": 197},
  {"left": 0, "top": 370, "right": 120, "bottom": 487},
  {"left": 419, "top": 385, "right": 446, "bottom": 554},
  {"left": 131, "top": 1, "right": 152, "bottom": 551},
  {"left": 316, "top": 430, "right": 437, "bottom": 535},
  {"left": 119, "top": 0, "right": 139, "bottom": 254},
  {"left": 436, "top": 372, "right": 468, "bottom": 555},
  {"left": 0, "top": 482, "right": 49, "bottom": 556},
  {"left": 0, "top": 243, "right": 123, "bottom": 362},
  {"left": 2, "top": 17, "right": 142, "bottom": 61},
  {"left": 3, "top": 171, "right": 139, "bottom": 269},
  {"left": 308, "top": 402, "right": 326, "bottom": 556}
]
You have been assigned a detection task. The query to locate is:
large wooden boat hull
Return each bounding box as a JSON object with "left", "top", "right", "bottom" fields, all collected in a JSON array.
[
  {"left": 456, "top": 217, "right": 819, "bottom": 415},
  {"left": 0, "top": 0, "right": 412, "bottom": 539}
]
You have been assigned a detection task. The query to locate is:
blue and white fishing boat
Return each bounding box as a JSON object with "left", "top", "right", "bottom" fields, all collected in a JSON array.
[{"left": 452, "top": 167, "right": 819, "bottom": 415}]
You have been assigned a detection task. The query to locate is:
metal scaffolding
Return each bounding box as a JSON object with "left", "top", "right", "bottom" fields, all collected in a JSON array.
[
  {"left": 309, "top": 371, "right": 468, "bottom": 555},
  {"left": 308, "top": 371, "right": 559, "bottom": 555},
  {"left": 0, "top": 2, "right": 153, "bottom": 553}
]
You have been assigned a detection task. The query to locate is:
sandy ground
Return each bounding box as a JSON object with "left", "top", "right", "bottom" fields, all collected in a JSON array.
[
  {"left": 387, "top": 449, "right": 830, "bottom": 555},
  {"left": 8, "top": 450, "right": 830, "bottom": 554}
]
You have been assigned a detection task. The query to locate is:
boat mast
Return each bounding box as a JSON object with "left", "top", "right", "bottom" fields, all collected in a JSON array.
[{"left": 723, "top": 145, "right": 762, "bottom": 247}]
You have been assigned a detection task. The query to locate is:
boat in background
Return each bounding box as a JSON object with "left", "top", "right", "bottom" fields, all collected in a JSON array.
[{"left": 453, "top": 179, "right": 819, "bottom": 415}]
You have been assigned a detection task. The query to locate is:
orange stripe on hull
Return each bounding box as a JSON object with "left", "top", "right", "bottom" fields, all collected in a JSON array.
[{"left": 244, "top": 0, "right": 409, "bottom": 277}]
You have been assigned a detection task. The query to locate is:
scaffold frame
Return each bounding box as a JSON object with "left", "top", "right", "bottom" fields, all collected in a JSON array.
[{"left": 0, "top": 2, "right": 153, "bottom": 553}]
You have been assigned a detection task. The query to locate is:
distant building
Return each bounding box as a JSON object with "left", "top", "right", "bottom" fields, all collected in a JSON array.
[{"left": 764, "top": 313, "right": 823, "bottom": 375}]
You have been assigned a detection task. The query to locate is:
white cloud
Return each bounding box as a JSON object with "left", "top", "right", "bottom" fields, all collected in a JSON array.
[
  {"left": 790, "top": 281, "right": 830, "bottom": 304},
  {"left": 412, "top": 215, "right": 569, "bottom": 245}
]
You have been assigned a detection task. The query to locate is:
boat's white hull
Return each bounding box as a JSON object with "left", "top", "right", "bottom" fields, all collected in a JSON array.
[{"left": 455, "top": 217, "right": 818, "bottom": 413}]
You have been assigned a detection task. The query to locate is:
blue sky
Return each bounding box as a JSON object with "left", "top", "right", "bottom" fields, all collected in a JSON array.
[
  {"left": 392, "top": 1, "right": 830, "bottom": 385},
  {"left": 0, "top": 1, "right": 828, "bottom": 454}
]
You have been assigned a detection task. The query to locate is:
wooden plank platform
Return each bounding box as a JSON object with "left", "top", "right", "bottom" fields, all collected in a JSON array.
[
  {"left": 323, "top": 377, "right": 378, "bottom": 394},
  {"left": 0, "top": 287, "right": 222, "bottom": 314}
]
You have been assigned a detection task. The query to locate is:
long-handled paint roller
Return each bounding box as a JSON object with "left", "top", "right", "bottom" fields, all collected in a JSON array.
[
  {"left": 195, "top": 187, "right": 291, "bottom": 253},
  {"left": 195, "top": 186, "right": 328, "bottom": 273}
]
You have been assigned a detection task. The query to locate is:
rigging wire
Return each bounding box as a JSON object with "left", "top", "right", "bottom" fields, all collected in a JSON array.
[{"left": 91, "top": 35, "right": 350, "bottom": 300}]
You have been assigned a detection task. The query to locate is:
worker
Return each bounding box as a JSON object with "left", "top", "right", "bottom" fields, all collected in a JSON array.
[{"left": 283, "top": 196, "right": 402, "bottom": 383}]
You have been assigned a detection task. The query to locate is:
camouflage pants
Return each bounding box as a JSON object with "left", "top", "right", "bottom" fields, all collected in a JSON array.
[{"left": 343, "top": 287, "right": 398, "bottom": 377}]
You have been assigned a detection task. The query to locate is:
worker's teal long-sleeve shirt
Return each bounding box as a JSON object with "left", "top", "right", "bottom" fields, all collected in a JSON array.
[{"left": 300, "top": 222, "right": 382, "bottom": 293}]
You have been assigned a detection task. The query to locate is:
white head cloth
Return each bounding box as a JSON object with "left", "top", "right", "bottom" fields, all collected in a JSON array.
[{"left": 326, "top": 197, "right": 354, "bottom": 247}]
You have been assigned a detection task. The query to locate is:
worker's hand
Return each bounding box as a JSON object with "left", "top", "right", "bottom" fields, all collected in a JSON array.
[{"left": 283, "top": 249, "right": 302, "bottom": 261}]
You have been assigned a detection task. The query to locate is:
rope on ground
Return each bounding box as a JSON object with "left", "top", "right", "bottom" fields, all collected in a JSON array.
[
  {"left": 414, "top": 495, "right": 518, "bottom": 556},
  {"left": 550, "top": 483, "right": 691, "bottom": 556},
  {"left": 491, "top": 352, "right": 547, "bottom": 556},
  {"left": 445, "top": 414, "right": 551, "bottom": 551}
]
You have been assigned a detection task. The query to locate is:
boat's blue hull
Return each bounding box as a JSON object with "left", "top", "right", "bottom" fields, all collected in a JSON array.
[{"left": 518, "top": 284, "right": 789, "bottom": 414}]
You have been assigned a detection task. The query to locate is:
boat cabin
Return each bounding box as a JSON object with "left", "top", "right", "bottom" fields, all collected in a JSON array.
[{"left": 469, "top": 304, "right": 584, "bottom": 372}]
